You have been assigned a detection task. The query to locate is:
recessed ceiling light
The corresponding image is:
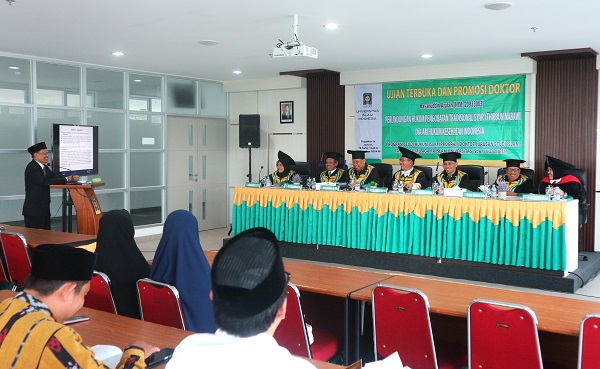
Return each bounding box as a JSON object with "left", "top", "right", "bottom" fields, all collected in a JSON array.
[
  {"left": 112, "top": 51, "right": 124, "bottom": 56},
  {"left": 198, "top": 40, "right": 219, "bottom": 46},
  {"left": 484, "top": 2, "right": 512, "bottom": 11},
  {"left": 133, "top": 79, "right": 142, "bottom": 82},
  {"left": 8, "top": 66, "right": 19, "bottom": 70},
  {"left": 324, "top": 23, "right": 339, "bottom": 30},
  {"left": 421, "top": 54, "right": 433, "bottom": 59},
  {"left": 233, "top": 70, "right": 242, "bottom": 75}
]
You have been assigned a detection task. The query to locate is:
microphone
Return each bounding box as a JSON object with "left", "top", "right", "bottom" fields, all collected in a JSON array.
[{"left": 258, "top": 166, "right": 264, "bottom": 180}]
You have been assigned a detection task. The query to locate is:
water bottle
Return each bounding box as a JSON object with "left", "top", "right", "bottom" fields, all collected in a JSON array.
[
  {"left": 398, "top": 181, "right": 404, "bottom": 193},
  {"left": 264, "top": 176, "right": 272, "bottom": 187},
  {"left": 392, "top": 180, "right": 399, "bottom": 192},
  {"left": 490, "top": 185, "right": 497, "bottom": 199},
  {"left": 431, "top": 180, "right": 439, "bottom": 195},
  {"left": 553, "top": 186, "right": 562, "bottom": 201}
]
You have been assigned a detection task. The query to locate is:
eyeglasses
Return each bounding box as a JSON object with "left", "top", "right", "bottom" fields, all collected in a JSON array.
[
  {"left": 284, "top": 271, "right": 291, "bottom": 284},
  {"left": 506, "top": 168, "right": 520, "bottom": 172}
]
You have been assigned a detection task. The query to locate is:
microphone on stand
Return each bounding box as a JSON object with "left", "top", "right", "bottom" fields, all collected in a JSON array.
[{"left": 258, "top": 166, "right": 264, "bottom": 181}]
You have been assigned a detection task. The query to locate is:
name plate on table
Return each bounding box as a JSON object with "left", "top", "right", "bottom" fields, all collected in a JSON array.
[
  {"left": 319, "top": 185, "right": 339, "bottom": 191},
  {"left": 366, "top": 187, "right": 388, "bottom": 194},
  {"left": 463, "top": 191, "right": 486, "bottom": 199},
  {"left": 412, "top": 189, "right": 434, "bottom": 196},
  {"left": 523, "top": 194, "right": 550, "bottom": 202},
  {"left": 283, "top": 183, "right": 303, "bottom": 190},
  {"left": 245, "top": 182, "right": 261, "bottom": 188}
]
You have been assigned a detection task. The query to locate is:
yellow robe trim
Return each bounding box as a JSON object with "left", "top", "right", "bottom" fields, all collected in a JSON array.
[{"left": 233, "top": 187, "right": 567, "bottom": 229}]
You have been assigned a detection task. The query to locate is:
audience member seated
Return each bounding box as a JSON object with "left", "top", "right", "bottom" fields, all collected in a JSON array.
[
  {"left": 150, "top": 209, "right": 216, "bottom": 333},
  {"left": 167, "top": 227, "right": 316, "bottom": 369},
  {"left": 0, "top": 244, "right": 158, "bottom": 368},
  {"left": 95, "top": 209, "right": 150, "bottom": 319}
]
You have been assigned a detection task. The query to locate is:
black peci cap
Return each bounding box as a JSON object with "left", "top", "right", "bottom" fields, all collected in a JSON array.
[
  {"left": 30, "top": 244, "right": 96, "bottom": 281},
  {"left": 439, "top": 152, "right": 461, "bottom": 162},
  {"left": 398, "top": 147, "right": 422, "bottom": 161},
  {"left": 503, "top": 159, "right": 526, "bottom": 168},
  {"left": 347, "top": 150, "right": 368, "bottom": 160},
  {"left": 27, "top": 142, "right": 47, "bottom": 155}
]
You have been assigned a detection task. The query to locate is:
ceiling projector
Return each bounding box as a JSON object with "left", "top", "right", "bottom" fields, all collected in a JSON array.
[{"left": 271, "top": 14, "right": 318, "bottom": 59}]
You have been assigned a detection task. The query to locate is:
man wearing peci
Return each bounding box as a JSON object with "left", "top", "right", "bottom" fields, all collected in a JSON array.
[
  {"left": 346, "top": 150, "right": 380, "bottom": 188},
  {"left": 22, "top": 142, "right": 78, "bottom": 230},
  {"left": 434, "top": 152, "right": 470, "bottom": 189},
  {"left": 391, "top": 146, "right": 428, "bottom": 190},
  {"left": 493, "top": 159, "right": 534, "bottom": 194},
  {"left": 318, "top": 151, "right": 348, "bottom": 183}
]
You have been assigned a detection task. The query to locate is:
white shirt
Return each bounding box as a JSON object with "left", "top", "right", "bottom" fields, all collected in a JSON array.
[{"left": 166, "top": 329, "right": 317, "bottom": 369}]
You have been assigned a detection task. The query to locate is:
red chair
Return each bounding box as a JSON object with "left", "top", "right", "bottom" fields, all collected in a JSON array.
[
  {"left": 274, "top": 283, "right": 339, "bottom": 361},
  {"left": 84, "top": 271, "right": 117, "bottom": 314},
  {"left": 578, "top": 313, "right": 600, "bottom": 369},
  {"left": 372, "top": 284, "right": 467, "bottom": 369},
  {"left": 136, "top": 278, "right": 186, "bottom": 330},
  {"left": 469, "top": 299, "right": 543, "bottom": 369},
  {"left": 0, "top": 231, "right": 31, "bottom": 290}
]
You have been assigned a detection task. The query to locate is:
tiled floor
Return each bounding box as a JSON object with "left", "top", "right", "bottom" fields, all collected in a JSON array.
[{"left": 137, "top": 227, "right": 600, "bottom": 300}]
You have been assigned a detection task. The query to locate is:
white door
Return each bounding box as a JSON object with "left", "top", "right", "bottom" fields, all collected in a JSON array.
[{"left": 167, "top": 116, "right": 227, "bottom": 230}]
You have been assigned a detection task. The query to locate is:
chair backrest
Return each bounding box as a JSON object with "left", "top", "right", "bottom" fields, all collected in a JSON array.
[
  {"left": 0, "top": 232, "right": 31, "bottom": 287},
  {"left": 290, "top": 161, "right": 312, "bottom": 177},
  {"left": 468, "top": 299, "right": 543, "bottom": 369},
  {"left": 136, "top": 278, "right": 186, "bottom": 330},
  {"left": 496, "top": 167, "right": 536, "bottom": 183},
  {"left": 456, "top": 165, "right": 485, "bottom": 191},
  {"left": 274, "top": 283, "right": 313, "bottom": 358},
  {"left": 578, "top": 313, "right": 600, "bottom": 369},
  {"left": 414, "top": 165, "right": 433, "bottom": 182},
  {"left": 84, "top": 271, "right": 117, "bottom": 314},
  {"left": 372, "top": 284, "right": 439, "bottom": 368},
  {"left": 566, "top": 168, "right": 587, "bottom": 194},
  {"left": 370, "top": 163, "right": 393, "bottom": 188}
]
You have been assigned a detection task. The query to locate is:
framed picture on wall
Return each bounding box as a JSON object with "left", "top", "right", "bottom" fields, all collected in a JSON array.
[{"left": 280, "top": 101, "right": 294, "bottom": 123}]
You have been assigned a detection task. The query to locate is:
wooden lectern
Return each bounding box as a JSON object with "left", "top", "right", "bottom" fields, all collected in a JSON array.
[{"left": 51, "top": 183, "right": 104, "bottom": 235}]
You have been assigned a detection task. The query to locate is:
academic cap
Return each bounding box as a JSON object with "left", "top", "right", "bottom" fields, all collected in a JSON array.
[
  {"left": 324, "top": 152, "right": 342, "bottom": 162},
  {"left": 30, "top": 244, "right": 96, "bottom": 281},
  {"left": 27, "top": 142, "right": 47, "bottom": 155},
  {"left": 212, "top": 227, "right": 286, "bottom": 318},
  {"left": 277, "top": 151, "right": 296, "bottom": 166},
  {"left": 347, "top": 150, "right": 368, "bottom": 160},
  {"left": 398, "top": 147, "right": 422, "bottom": 161},
  {"left": 545, "top": 155, "right": 576, "bottom": 170},
  {"left": 504, "top": 159, "right": 526, "bottom": 168},
  {"left": 439, "top": 152, "right": 461, "bottom": 162}
]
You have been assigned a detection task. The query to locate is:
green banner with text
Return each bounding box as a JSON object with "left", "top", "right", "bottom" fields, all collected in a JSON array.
[{"left": 381, "top": 75, "right": 525, "bottom": 162}]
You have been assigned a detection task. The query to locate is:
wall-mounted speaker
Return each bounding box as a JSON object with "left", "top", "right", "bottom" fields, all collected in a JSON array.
[{"left": 239, "top": 114, "right": 260, "bottom": 148}]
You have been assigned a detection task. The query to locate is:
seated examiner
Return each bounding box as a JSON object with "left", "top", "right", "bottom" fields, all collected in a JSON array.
[
  {"left": 493, "top": 159, "right": 534, "bottom": 195},
  {"left": 0, "top": 244, "right": 158, "bottom": 368},
  {"left": 269, "top": 151, "right": 297, "bottom": 185},
  {"left": 346, "top": 150, "right": 380, "bottom": 187},
  {"left": 434, "top": 152, "right": 470, "bottom": 189},
  {"left": 391, "top": 146, "right": 428, "bottom": 190},
  {"left": 318, "top": 151, "right": 348, "bottom": 183}
]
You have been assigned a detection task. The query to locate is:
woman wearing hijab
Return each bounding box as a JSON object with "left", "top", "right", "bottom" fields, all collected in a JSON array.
[
  {"left": 149, "top": 210, "right": 216, "bottom": 333},
  {"left": 538, "top": 155, "right": 587, "bottom": 226},
  {"left": 269, "top": 150, "right": 296, "bottom": 185},
  {"left": 95, "top": 209, "right": 150, "bottom": 319}
]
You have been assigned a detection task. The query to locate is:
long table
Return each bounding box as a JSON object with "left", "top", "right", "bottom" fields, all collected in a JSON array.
[
  {"left": 0, "top": 290, "right": 356, "bottom": 369},
  {"left": 0, "top": 224, "right": 95, "bottom": 247},
  {"left": 232, "top": 187, "right": 579, "bottom": 274}
]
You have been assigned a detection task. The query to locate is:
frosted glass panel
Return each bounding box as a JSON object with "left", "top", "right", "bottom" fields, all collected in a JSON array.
[
  {"left": 97, "top": 152, "right": 125, "bottom": 189},
  {"left": 0, "top": 198, "right": 25, "bottom": 223},
  {"left": 36, "top": 109, "right": 81, "bottom": 146},
  {"left": 130, "top": 189, "right": 163, "bottom": 226},
  {"left": 166, "top": 77, "right": 197, "bottom": 115},
  {"left": 130, "top": 114, "right": 163, "bottom": 149},
  {"left": 199, "top": 81, "right": 226, "bottom": 117},
  {"left": 95, "top": 192, "right": 125, "bottom": 213},
  {"left": 0, "top": 56, "right": 31, "bottom": 104},
  {"left": 130, "top": 74, "right": 162, "bottom": 112},
  {"left": 86, "top": 68, "right": 124, "bottom": 109},
  {"left": 87, "top": 111, "right": 125, "bottom": 149},
  {"left": 0, "top": 152, "right": 35, "bottom": 196},
  {"left": 0, "top": 106, "right": 31, "bottom": 149},
  {"left": 130, "top": 152, "right": 163, "bottom": 187},
  {"left": 36, "top": 63, "right": 80, "bottom": 107}
]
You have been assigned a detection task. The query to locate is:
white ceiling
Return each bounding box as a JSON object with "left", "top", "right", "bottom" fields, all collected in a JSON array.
[{"left": 1, "top": 0, "right": 599, "bottom": 82}]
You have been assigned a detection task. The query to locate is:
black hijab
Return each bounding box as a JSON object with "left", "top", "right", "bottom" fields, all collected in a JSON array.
[{"left": 95, "top": 209, "right": 150, "bottom": 319}]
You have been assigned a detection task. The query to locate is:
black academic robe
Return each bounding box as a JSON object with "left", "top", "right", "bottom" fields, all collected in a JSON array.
[
  {"left": 347, "top": 164, "right": 380, "bottom": 187},
  {"left": 318, "top": 168, "right": 348, "bottom": 183},
  {"left": 538, "top": 175, "right": 587, "bottom": 226},
  {"left": 22, "top": 160, "right": 67, "bottom": 217},
  {"left": 493, "top": 174, "right": 535, "bottom": 194},
  {"left": 390, "top": 167, "right": 428, "bottom": 190}
]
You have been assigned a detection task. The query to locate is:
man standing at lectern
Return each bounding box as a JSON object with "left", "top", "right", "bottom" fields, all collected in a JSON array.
[{"left": 22, "top": 142, "right": 78, "bottom": 230}]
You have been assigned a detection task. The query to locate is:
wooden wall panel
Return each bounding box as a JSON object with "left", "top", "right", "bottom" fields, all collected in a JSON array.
[
  {"left": 532, "top": 54, "right": 598, "bottom": 250},
  {"left": 306, "top": 74, "right": 345, "bottom": 176}
]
